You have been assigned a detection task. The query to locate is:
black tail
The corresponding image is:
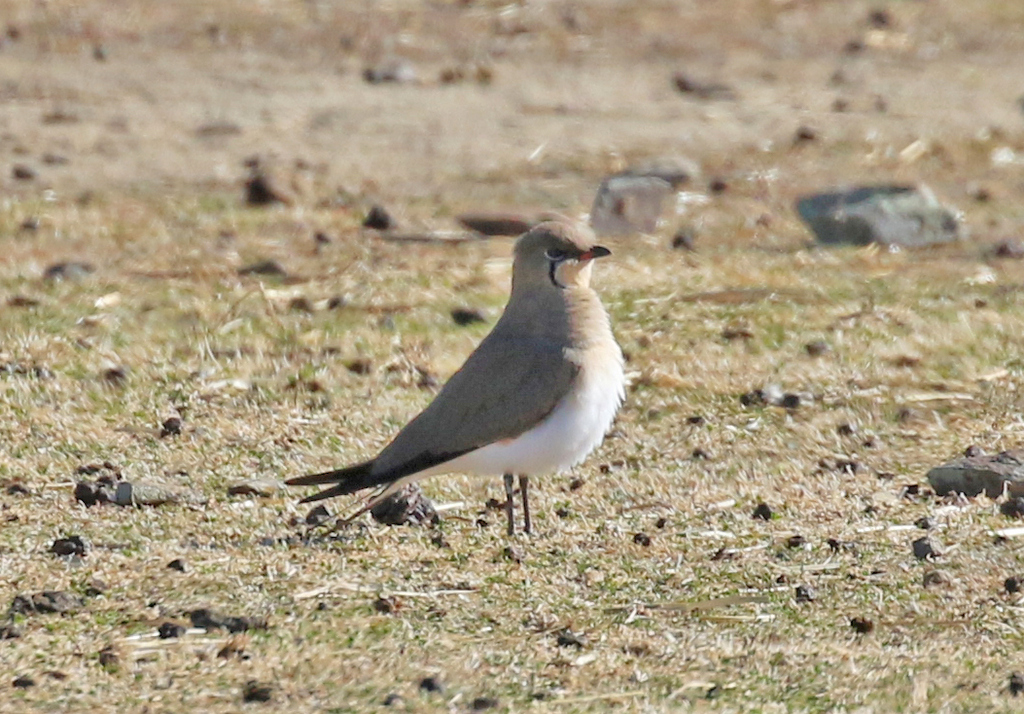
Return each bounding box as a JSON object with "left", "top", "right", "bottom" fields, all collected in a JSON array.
[{"left": 285, "top": 460, "right": 379, "bottom": 503}]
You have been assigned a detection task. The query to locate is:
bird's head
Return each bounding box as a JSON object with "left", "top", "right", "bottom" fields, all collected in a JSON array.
[{"left": 512, "top": 221, "right": 611, "bottom": 291}]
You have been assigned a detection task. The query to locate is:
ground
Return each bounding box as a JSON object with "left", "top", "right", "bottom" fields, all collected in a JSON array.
[{"left": 2, "top": 0, "right": 1024, "bottom": 711}]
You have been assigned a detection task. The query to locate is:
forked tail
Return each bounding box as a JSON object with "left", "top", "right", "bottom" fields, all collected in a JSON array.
[{"left": 285, "top": 460, "right": 378, "bottom": 503}]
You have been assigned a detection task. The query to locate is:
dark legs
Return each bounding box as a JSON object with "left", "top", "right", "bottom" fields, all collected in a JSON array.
[
  {"left": 503, "top": 473, "right": 515, "bottom": 536},
  {"left": 503, "top": 473, "right": 532, "bottom": 536},
  {"left": 520, "top": 475, "right": 531, "bottom": 535}
]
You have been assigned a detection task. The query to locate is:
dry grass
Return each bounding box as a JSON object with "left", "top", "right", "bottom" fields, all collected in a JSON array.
[{"left": 3, "top": 1, "right": 1024, "bottom": 712}]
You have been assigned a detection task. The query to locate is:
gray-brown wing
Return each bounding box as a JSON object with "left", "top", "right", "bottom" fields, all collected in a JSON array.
[{"left": 370, "top": 334, "right": 578, "bottom": 479}]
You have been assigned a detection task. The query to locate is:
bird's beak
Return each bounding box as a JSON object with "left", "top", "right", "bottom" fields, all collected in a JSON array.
[{"left": 578, "top": 246, "right": 611, "bottom": 261}]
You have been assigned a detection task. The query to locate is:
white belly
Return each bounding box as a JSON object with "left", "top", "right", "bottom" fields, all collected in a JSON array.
[{"left": 423, "top": 349, "right": 625, "bottom": 478}]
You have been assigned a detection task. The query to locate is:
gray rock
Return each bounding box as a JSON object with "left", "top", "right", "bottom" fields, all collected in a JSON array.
[
  {"left": 9, "top": 590, "right": 84, "bottom": 615},
  {"left": 115, "top": 480, "right": 205, "bottom": 507},
  {"left": 796, "top": 185, "right": 960, "bottom": 247},
  {"left": 591, "top": 175, "right": 673, "bottom": 237},
  {"left": 590, "top": 157, "right": 699, "bottom": 238},
  {"left": 927, "top": 449, "right": 1024, "bottom": 498}
]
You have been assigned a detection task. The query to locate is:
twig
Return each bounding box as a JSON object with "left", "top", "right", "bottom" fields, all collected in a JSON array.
[
  {"left": 550, "top": 691, "right": 644, "bottom": 705},
  {"left": 604, "top": 594, "right": 768, "bottom": 615}
]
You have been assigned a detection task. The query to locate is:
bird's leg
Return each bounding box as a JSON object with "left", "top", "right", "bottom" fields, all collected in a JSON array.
[
  {"left": 503, "top": 472, "right": 515, "bottom": 536},
  {"left": 520, "top": 475, "right": 531, "bottom": 535}
]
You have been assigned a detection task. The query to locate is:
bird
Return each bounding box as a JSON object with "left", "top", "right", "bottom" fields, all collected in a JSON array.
[{"left": 286, "top": 221, "right": 625, "bottom": 535}]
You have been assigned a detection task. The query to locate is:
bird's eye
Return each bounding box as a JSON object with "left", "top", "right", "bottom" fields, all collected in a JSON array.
[{"left": 545, "top": 248, "right": 568, "bottom": 261}]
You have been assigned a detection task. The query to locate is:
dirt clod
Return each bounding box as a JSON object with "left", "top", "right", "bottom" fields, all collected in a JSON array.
[
  {"left": 418, "top": 676, "right": 444, "bottom": 694},
  {"left": 189, "top": 608, "right": 268, "bottom": 633},
  {"left": 556, "top": 628, "right": 588, "bottom": 648},
  {"left": 10, "top": 590, "right": 83, "bottom": 615},
  {"left": 451, "top": 307, "right": 486, "bottom": 326},
  {"left": 159, "top": 417, "right": 182, "bottom": 437},
  {"left": 242, "top": 680, "right": 274, "bottom": 702},
  {"left": 158, "top": 622, "right": 186, "bottom": 639},
  {"left": 850, "top": 617, "right": 874, "bottom": 634},
  {"left": 50, "top": 536, "right": 89, "bottom": 557}
]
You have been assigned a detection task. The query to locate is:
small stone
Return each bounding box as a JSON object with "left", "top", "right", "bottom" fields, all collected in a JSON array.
[
  {"left": 50, "top": 536, "right": 89, "bottom": 557},
  {"left": 655, "top": 517, "right": 668, "bottom": 529},
  {"left": 1002, "top": 497, "right": 1024, "bottom": 519},
  {"left": 850, "top": 616, "right": 874, "bottom": 634},
  {"left": 752, "top": 502, "right": 773, "bottom": 521},
  {"left": 1010, "top": 672, "right": 1024, "bottom": 696},
  {"left": 82, "top": 578, "right": 107, "bottom": 597},
  {"left": 994, "top": 238, "right": 1024, "bottom": 259},
  {"left": 159, "top": 417, "right": 182, "bottom": 437},
  {"left": 451, "top": 308, "right": 486, "bottom": 326},
  {"left": 780, "top": 393, "right": 801, "bottom": 410},
  {"left": 867, "top": 8, "right": 892, "bottom": 27},
  {"left": 363, "top": 204, "right": 393, "bottom": 230},
  {"left": 1005, "top": 577, "right": 1021, "bottom": 594},
  {"left": 97, "top": 645, "right": 120, "bottom": 670},
  {"left": 912, "top": 537, "right": 937, "bottom": 560},
  {"left": 158, "top": 622, "right": 186, "bottom": 639},
  {"left": 304, "top": 504, "right": 331, "bottom": 526},
  {"left": 12, "top": 675, "right": 35, "bottom": 688},
  {"left": 10, "top": 590, "right": 83, "bottom": 615},
  {"left": 419, "top": 676, "right": 444, "bottom": 694},
  {"left": 44, "top": 261, "right": 95, "bottom": 281},
  {"left": 555, "top": 628, "right": 588, "bottom": 648},
  {"left": 923, "top": 569, "right": 952, "bottom": 588},
  {"left": 0, "top": 623, "right": 23, "bottom": 639},
  {"left": 786, "top": 534, "right": 807, "bottom": 549},
  {"left": 5, "top": 481, "right": 30, "bottom": 495},
  {"left": 238, "top": 260, "right": 287, "bottom": 278},
  {"left": 794, "top": 585, "right": 815, "bottom": 603},
  {"left": 672, "top": 73, "right": 736, "bottom": 100},
  {"left": 12, "top": 164, "right": 36, "bottom": 180},
  {"left": 805, "top": 340, "right": 830, "bottom": 357},
  {"left": 633, "top": 532, "right": 652, "bottom": 547},
  {"left": 370, "top": 593, "right": 401, "bottom": 613},
  {"left": 167, "top": 558, "right": 187, "bottom": 572},
  {"left": 671, "top": 229, "right": 696, "bottom": 251},
  {"left": 502, "top": 545, "right": 524, "bottom": 563},
  {"left": 245, "top": 166, "right": 292, "bottom": 206},
  {"left": 363, "top": 60, "right": 417, "bottom": 85},
  {"left": 189, "top": 608, "right": 268, "bottom": 633},
  {"left": 471, "top": 696, "right": 499, "bottom": 710},
  {"left": 74, "top": 480, "right": 114, "bottom": 506},
  {"left": 217, "top": 637, "right": 248, "bottom": 660},
  {"left": 740, "top": 390, "right": 767, "bottom": 407},
  {"left": 793, "top": 125, "right": 818, "bottom": 143},
  {"left": 370, "top": 483, "right": 438, "bottom": 526},
  {"left": 242, "top": 680, "right": 274, "bottom": 703},
  {"left": 836, "top": 423, "right": 857, "bottom": 437}
]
